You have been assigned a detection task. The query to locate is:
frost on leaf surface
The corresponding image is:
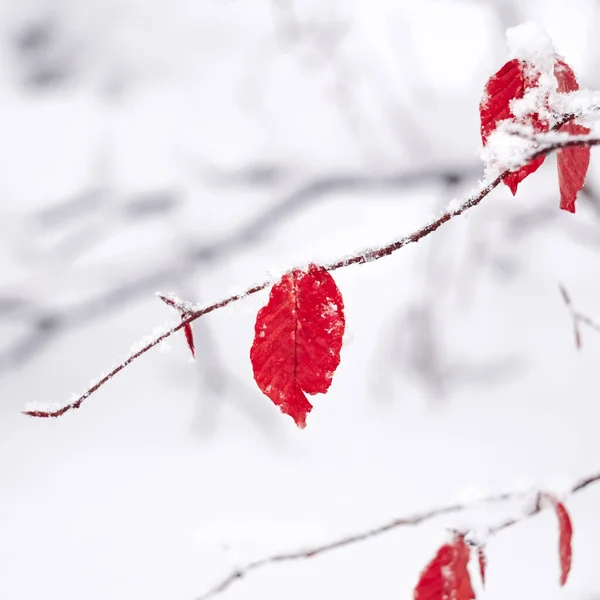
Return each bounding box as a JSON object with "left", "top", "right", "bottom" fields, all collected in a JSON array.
[
  {"left": 414, "top": 535, "right": 475, "bottom": 600},
  {"left": 554, "top": 59, "right": 590, "bottom": 213},
  {"left": 479, "top": 58, "right": 548, "bottom": 194},
  {"left": 250, "top": 264, "right": 345, "bottom": 428}
]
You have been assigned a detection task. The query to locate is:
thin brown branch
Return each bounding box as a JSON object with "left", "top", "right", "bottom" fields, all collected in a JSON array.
[
  {"left": 22, "top": 281, "right": 270, "bottom": 418},
  {"left": 528, "top": 135, "right": 600, "bottom": 162},
  {"left": 559, "top": 284, "right": 600, "bottom": 349},
  {"left": 193, "top": 471, "right": 600, "bottom": 599},
  {"left": 21, "top": 114, "right": 589, "bottom": 419},
  {"left": 21, "top": 172, "right": 502, "bottom": 419}
]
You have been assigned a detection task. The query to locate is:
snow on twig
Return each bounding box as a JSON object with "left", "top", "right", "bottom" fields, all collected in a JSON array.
[
  {"left": 21, "top": 114, "right": 594, "bottom": 419},
  {"left": 193, "top": 471, "right": 600, "bottom": 599}
]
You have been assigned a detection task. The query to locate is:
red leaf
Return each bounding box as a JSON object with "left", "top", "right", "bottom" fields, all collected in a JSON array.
[
  {"left": 480, "top": 59, "right": 548, "bottom": 195},
  {"left": 543, "top": 494, "right": 573, "bottom": 586},
  {"left": 555, "top": 59, "right": 580, "bottom": 94},
  {"left": 554, "top": 60, "right": 590, "bottom": 213},
  {"left": 250, "top": 264, "right": 345, "bottom": 428},
  {"left": 414, "top": 535, "right": 475, "bottom": 600},
  {"left": 476, "top": 546, "right": 486, "bottom": 588},
  {"left": 480, "top": 59, "right": 524, "bottom": 142},
  {"left": 555, "top": 501, "right": 573, "bottom": 586},
  {"left": 183, "top": 322, "right": 195, "bottom": 359}
]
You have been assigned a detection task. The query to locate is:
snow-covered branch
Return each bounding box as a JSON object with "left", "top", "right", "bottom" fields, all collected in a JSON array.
[
  {"left": 511, "top": 126, "right": 600, "bottom": 163},
  {"left": 1, "top": 165, "right": 479, "bottom": 372},
  {"left": 20, "top": 169, "right": 504, "bottom": 419},
  {"left": 21, "top": 112, "right": 599, "bottom": 419},
  {"left": 193, "top": 470, "right": 600, "bottom": 600},
  {"left": 482, "top": 121, "right": 600, "bottom": 178}
]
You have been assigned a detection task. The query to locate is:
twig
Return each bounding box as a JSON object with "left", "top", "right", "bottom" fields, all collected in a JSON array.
[
  {"left": 157, "top": 293, "right": 195, "bottom": 315},
  {"left": 194, "top": 471, "right": 600, "bottom": 599},
  {"left": 500, "top": 123, "right": 600, "bottom": 166},
  {"left": 21, "top": 118, "right": 595, "bottom": 419},
  {"left": 559, "top": 284, "right": 600, "bottom": 349},
  {"left": 20, "top": 171, "right": 502, "bottom": 419}
]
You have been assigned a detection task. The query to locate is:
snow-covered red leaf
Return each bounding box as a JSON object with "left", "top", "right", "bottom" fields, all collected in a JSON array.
[
  {"left": 479, "top": 59, "right": 548, "bottom": 194},
  {"left": 543, "top": 494, "right": 573, "bottom": 586},
  {"left": 480, "top": 59, "right": 524, "bottom": 142},
  {"left": 250, "top": 264, "right": 345, "bottom": 428},
  {"left": 554, "top": 59, "right": 590, "bottom": 213},
  {"left": 476, "top": 546, "right": 486, "bottom": 588},
  {"left": 414, "top": 535, "right": 475, "bottom": 600},
  {"left": 183, "top": 322, "right": 195, "bottom": 359}
]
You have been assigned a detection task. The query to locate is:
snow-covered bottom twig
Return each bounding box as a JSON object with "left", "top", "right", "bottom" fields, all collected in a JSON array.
[
  {"left": 193, "top": 470, "right": 600, "bottom": 599},
  {"left": 21, "top": 114, "right": 594, "bottom": 419},
  {"left": 482, "top": 119, "right": 600, "bottom": 178}
]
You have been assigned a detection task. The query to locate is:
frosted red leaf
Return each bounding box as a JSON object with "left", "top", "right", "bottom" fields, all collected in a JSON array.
[
  {"left": 250, "top": 264, "right": 345, "bottom": 428},
  {"left": 542, "top": 493, "right": 573, "bottom": 586},
  {"left": 480, "top": 58, "right": 548, "bottom": 194},
  {"left": 414, "top": 535, "right": 475, "bottom": 600},
  {"left": 184, "top": 322, "right": 195, "bottom": 359},
  {"left": 554, "top": 59, "right": 590, "bottom": 213}
]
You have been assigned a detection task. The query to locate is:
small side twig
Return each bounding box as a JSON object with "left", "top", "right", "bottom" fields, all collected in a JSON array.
[
  {"left": 158, "top": 293, "right": 197, "bottom": 359},
  {"left": 559, "top": 284, "right": 600, "bottom": 350}
]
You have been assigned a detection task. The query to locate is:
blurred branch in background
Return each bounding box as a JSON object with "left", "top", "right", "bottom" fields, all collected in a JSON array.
[
  {"left": 0, "top": 163, "right": 480, "bottom": 372},
  {"left": 560, "top": 284, "right": 600, "bottom": 350}
]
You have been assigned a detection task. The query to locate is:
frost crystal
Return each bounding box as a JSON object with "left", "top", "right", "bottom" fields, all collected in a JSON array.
[{"left": 506, "top": 23, "right": 557, "bottom": 125}]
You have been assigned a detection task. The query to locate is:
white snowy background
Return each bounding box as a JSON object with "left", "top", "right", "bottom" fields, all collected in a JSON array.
[{"left": 1, "top": 0, "right": 600, "bottom": 599}]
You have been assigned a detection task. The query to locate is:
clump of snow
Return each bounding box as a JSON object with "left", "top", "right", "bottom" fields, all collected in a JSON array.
[
  {"left": 506, "top": 22, "right": 555, "bottom": 70},
  {"left": 23, "top": 401, "right": 65, "bottom": 414},
  {"left": 506, "top": 23, "right": 557, "bottom": 125},
  {"left": 480, "top": 122, "right": 539, "bottom": 179},
  {"left": 505, "top": 23, "right": 600, "bottom": 127},
  {"left": 550, "top": 89, "right": 600, "bottom": 123},
  {"left": 510, "top": 73, "right": 554, "bottom": 124},
  {"left": 480, "top": 23, "right": 570, "bottom": 177},
  {"left": 446, "top": 198, "right": 464, "bottom": 215}
]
